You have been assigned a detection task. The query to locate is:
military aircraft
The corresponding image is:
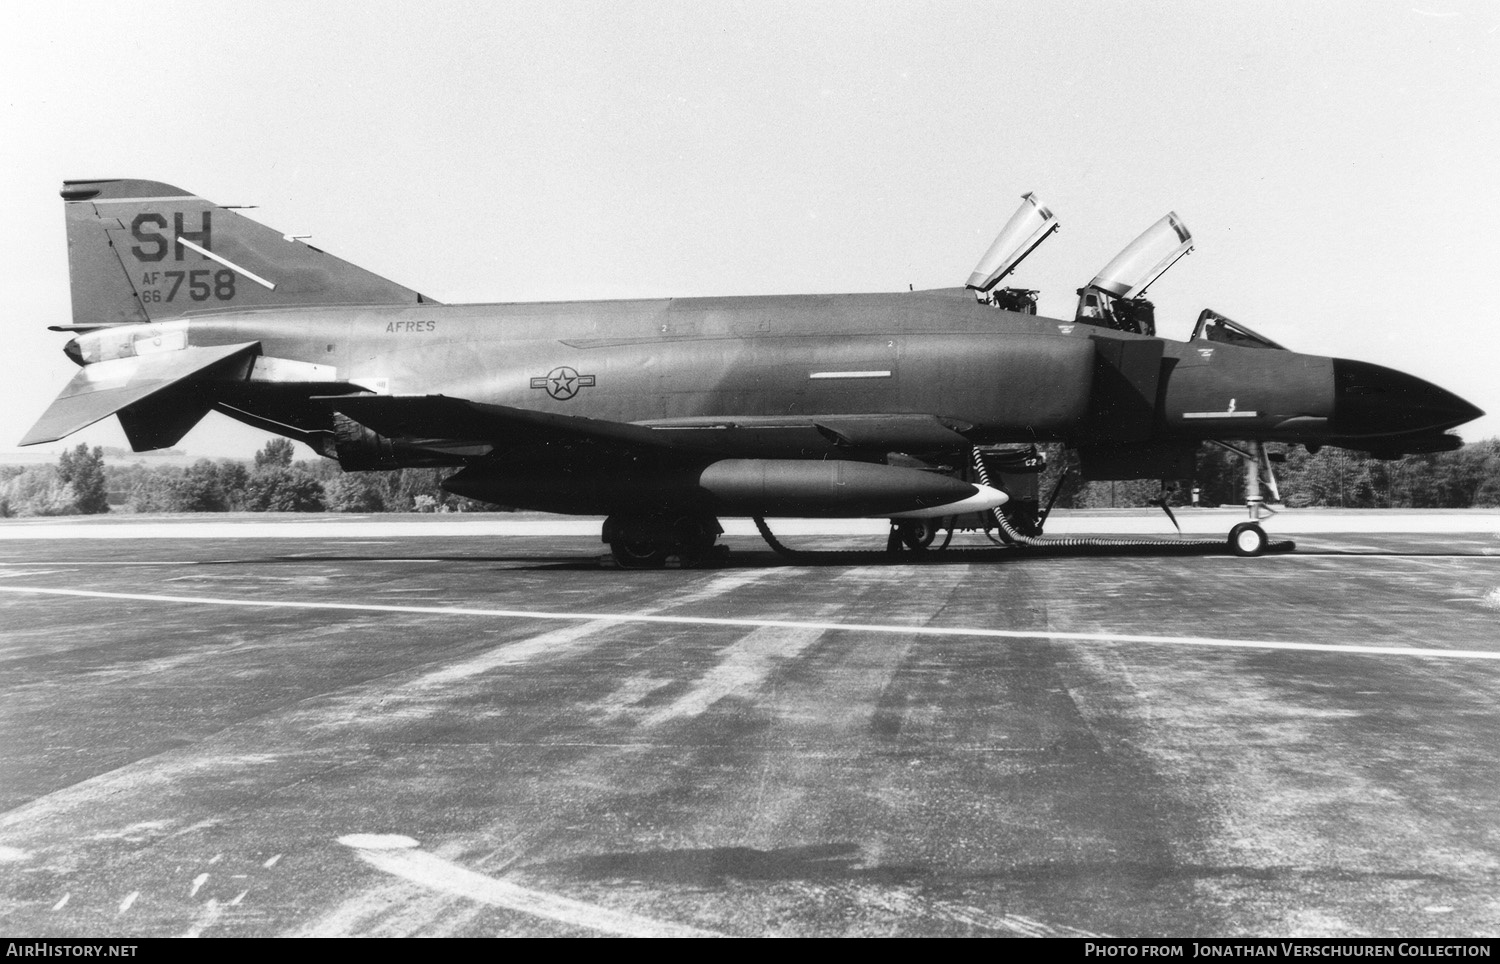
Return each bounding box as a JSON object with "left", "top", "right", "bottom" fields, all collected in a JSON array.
[{"left": 22, "top": 180, "right": 1482, "bottom": 565}]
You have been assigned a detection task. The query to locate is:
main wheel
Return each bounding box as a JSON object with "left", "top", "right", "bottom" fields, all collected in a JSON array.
[
  {"left": 670, "top": 514, "right": 719, "bottom": 568},
  {"left": 1227, "top": 521, "right": 1268, "bottom": 557},
  {"left": 610, "top": 539, "right": 670, "bottom": 569},
  {"left": 897, "top": 519, "right": 938, "bottom": 551}
]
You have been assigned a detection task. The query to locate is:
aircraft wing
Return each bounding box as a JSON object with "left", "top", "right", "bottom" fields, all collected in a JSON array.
[
  {"left": 321, "top": 395, "right": 972, "bottom": 457},
  {"left": 21, "top": 342, "right": 260, "bottom": 446},
  {"left": 322, "top": 394, "right": 674, "bottom": 452}
]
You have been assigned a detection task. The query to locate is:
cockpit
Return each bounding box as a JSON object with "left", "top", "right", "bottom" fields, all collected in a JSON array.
[{"left": 967, "top": 195, "right": 1276, "bottom": 348}]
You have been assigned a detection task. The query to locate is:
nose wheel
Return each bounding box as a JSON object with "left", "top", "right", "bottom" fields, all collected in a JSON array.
[{"left": 1227, "top": 521, "right": 1268, "bottom": 557}]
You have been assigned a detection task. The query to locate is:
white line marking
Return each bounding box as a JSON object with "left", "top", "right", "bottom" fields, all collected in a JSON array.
[
  {"left": 175, "top": 236, "right": 277, "bottom": 290},
  {"left": 1183, "top": 411, "right": 1259, "bottom": 419},
  {"left": 0, "top": 561, "right": 202, "bottom": 566},
  {"left": 0, "top": 584, "right": 1494, "bottom": 661},
  {"left": 182, "top": 898, "right": 221, "bottom": 938},
  {"left": 230, "top": 890, "right": 248, "bottom": 906},
  {"left": 639, "top": 623, "right": 827, "bottom": 727},
  {"left": 91, "top": 195, "right": 196, "bottom": 204},
  {"left": 190, "top": 872, "right": 209, "bottom": 896},
  {"left": 345, "top": 841, "right": 721, "bottom": 937},
  {"left": 337, "top": 833, "right": 419, "bottom": 849},
  {"left": 264, "top": 853, "right": 282, "bottom": 868},
  {"left": 118, "top": 890, "right": 139, "bottom": 914},
  {"left": 52, "top": 893, "right": 69, "bottom": 911},
  {"left": 808, "top": 370, "right": 891, "bottom": 379}
]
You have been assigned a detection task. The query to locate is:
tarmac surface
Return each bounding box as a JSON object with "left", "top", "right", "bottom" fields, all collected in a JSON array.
[{"left": 2, "top": 511, "right": 1500, "bottom": 937}]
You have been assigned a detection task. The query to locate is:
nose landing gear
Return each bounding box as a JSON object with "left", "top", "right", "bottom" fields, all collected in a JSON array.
[
  {"left": 1210, "top": 439, "right": 1283, "bottom": 557},
  {"left": 1228, "top": 521, "right": 1269, "bottom": 557}
]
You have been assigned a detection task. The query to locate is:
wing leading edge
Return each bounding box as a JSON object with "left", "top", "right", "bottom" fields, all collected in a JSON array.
[{"left": 320, "top": 394, "right": 974, "bottom": 459}]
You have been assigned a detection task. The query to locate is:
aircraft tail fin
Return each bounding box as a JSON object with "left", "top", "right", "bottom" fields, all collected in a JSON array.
[{"left": 59, "top": 179, "right": 436, "bottom": 328}]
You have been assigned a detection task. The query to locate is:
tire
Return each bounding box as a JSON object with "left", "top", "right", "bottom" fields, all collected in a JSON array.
[
  {"left": 670, "top": 515, "right": 718, "bottom": 569},
  {"left": 610, "top": 539, "right": 670, "bottom": 569},
  {"left": 1228, "top": 522, "right": 1268, "bottom": 557},
  {"left": 898, "top": 519, "right": 938, "bottom": 551}
]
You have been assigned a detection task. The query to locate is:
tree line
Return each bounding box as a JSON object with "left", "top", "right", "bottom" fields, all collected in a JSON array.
[
  {"left": 0, "top": 438, "right": 496, "bottom": 517},
  {"left": 1041, "top": 438, "right": 1500, "bottom": 510},
  {"left": 4, "top": 436, "right": 1500, "bottom": 518}
]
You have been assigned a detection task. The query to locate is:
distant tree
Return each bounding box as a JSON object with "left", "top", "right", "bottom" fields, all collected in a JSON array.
[
  {"left": 216, "top": 460, "right": 251, "bottom": 510},
  {"left": 175, "top": 459, "right": 231, "bottom": 512},
  {"left": 384, "top": 468, "right": 451, "bottom": 512},
  {"left": 56, "top": 444, "right": 109, "bottom": 514},
  {"left": 324, "top": 473, "right": 386, "bottom": 512},
  {"left": 127, "top": 467, "right": 183, "bottom": 512},
  {"left": 243, "top": 466, "right": 325, "bottom": 512},
  {"left": 254, "top": 437, "right": 296, "bottom": 470},
  {"left": 300, "top": 458, "right": 343, "bottom": 483},
  {"left": 0, "top": 465, "right": 78, "bottom": 516}
]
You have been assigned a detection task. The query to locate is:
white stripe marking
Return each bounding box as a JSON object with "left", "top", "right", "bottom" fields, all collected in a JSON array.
[
  {"left": 190, "top": 872, "right": 209, "bottom": 896},
  {"left": 0, "top": 584, "right": 1494, "bottom": 661},
  {"left": 90, "top": 195, "right": 196, "bottom": 204},
  {"left": 118, "top": 890, "right": 139, "bottom": 914},
  {"left": 1183, "top": 411, "right": 1259, "bottom": 419},
  {"left": 346, "top": 842, "right": 721, "bottom": 937},
  {"left": 808, "top": 370, "right": 891, "bottom": 379},
  {"left": 182, "top": 898, "right": 221, "bottom": 938},
  {"left": 52, "top": 893, "right": 69, "bottom": 911},
  {"left": 638, "top": 624, "right": 826, "bottom": 726},
  {"left": 175, "top": 236, "right": 277, "bottom": 290}
]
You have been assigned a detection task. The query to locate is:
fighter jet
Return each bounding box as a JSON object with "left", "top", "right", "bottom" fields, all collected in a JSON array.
[{"left": 22, "top": 180, "right": 1482, "bottom": 565}]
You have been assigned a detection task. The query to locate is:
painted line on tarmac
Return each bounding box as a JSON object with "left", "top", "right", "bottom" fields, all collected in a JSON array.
[
  {"left": 2, "top": 584, "right": 1498, "bottom": 662},
  {"left": 339, "top": 836, "right": 721, "bottom": 937}
]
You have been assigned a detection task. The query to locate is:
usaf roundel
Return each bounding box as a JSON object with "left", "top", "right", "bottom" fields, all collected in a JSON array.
[{"left": 530, "top": 366, "right": 596, "bottom": 401}]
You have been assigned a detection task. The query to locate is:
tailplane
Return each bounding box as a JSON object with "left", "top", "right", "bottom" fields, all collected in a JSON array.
[{"left": 59, "top": 178, "right": 435, "bottom": 328}]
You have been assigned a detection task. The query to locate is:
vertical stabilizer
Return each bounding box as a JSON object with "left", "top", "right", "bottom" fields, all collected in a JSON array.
[{"left": 59, "top": 178, "right": 436, "bottom": 327}]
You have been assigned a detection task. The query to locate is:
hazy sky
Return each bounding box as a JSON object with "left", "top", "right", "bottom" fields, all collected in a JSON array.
[{"left": 4, "top": 1, "right": 1498, "bottom": 459}]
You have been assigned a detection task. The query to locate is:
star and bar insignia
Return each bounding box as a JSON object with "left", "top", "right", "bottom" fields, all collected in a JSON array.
[{"left": 530, "top": 365, "right": 596, "bottom": 400}]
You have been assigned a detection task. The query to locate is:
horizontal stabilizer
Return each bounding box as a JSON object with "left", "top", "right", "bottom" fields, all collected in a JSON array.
[{"left": 20, "top": 342, "right": 259, "bottom": 446}]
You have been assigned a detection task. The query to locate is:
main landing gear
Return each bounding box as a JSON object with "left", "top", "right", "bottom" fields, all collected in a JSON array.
[
  {"left": 602, "top": 512, "right": 723, "bottom": 569},
  {"left": 891, "top": 519, "right": 940, "bottom": 551}
]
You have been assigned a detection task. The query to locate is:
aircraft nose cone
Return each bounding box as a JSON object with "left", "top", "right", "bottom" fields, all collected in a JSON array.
[{"left": 1331, "top": 359, "right": 1483, "bottom": 437}]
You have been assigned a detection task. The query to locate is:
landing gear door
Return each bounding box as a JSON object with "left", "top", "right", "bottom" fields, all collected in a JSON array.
[{"left": 1088, "top": 336, "right": 1163, "bottom": 443}]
